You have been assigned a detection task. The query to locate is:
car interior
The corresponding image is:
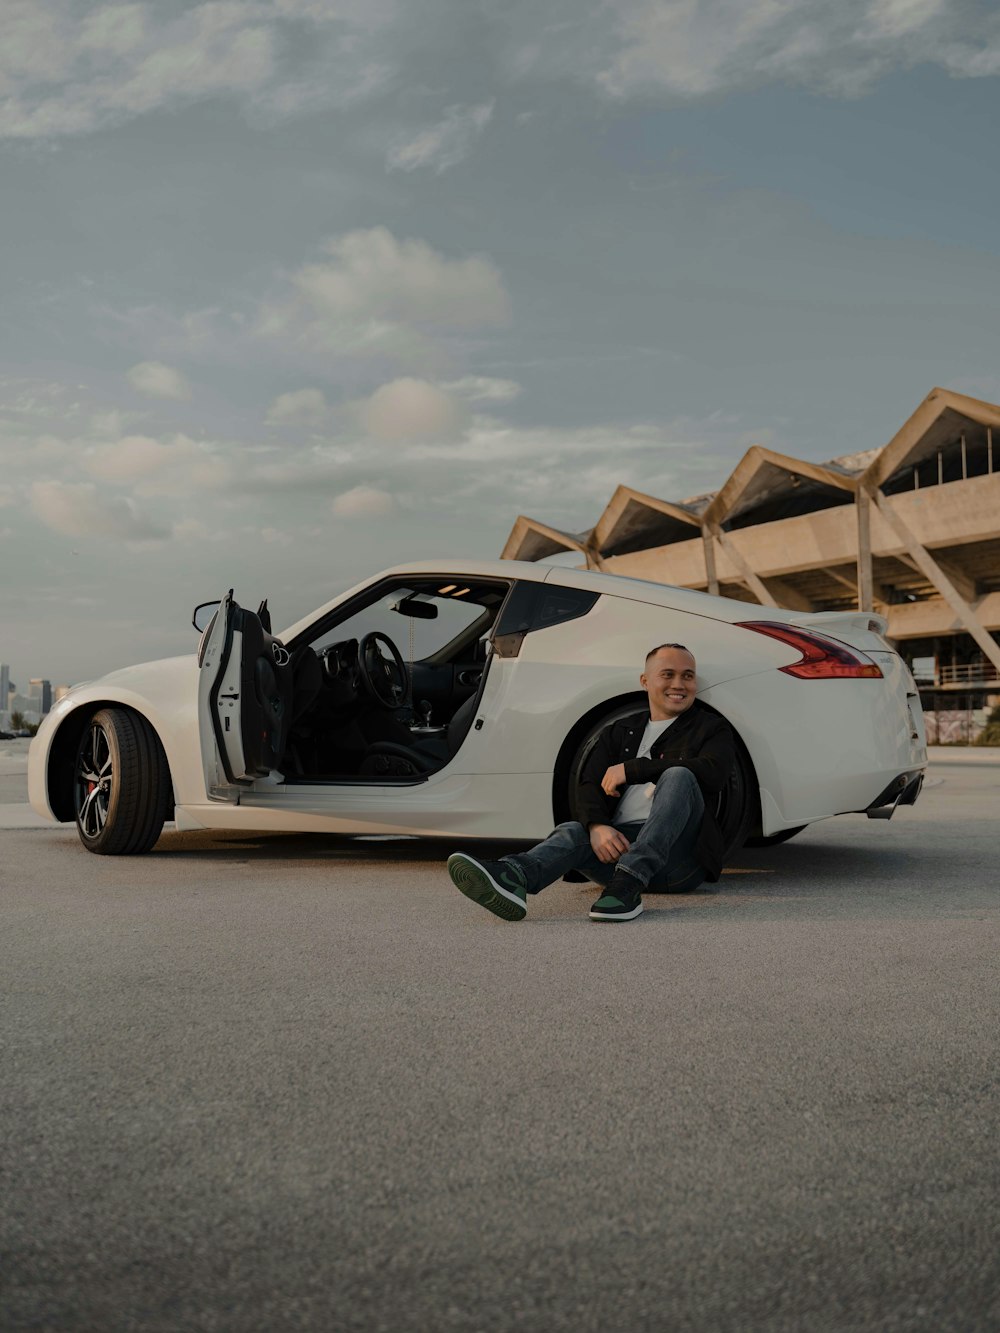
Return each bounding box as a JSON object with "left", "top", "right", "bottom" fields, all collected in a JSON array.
[{"left": 280, "top": 577, "right": 513, "bottom": 782}]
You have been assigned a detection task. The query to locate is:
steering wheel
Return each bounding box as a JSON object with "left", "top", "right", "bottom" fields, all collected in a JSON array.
[{"left": 357, "top": 632, "right": 410, "bottom": 710}]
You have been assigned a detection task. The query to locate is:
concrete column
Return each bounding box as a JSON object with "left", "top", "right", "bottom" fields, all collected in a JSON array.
[
  {"left": 856, "top": 488, "right": 874, "bottom": 612},
  {"left": 702, "top": 529, "right": 719, "bottom": 596}
]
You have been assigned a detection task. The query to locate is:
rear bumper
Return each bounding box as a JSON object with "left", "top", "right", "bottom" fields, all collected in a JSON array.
[
  {"left": 705, "top": 656, "right": 927, "bottom": 835},
  {"left": 862, "top": 769, "right": 924, "bottom": 819}
]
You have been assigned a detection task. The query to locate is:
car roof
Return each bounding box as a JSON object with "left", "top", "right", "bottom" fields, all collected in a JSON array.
[
  {"left": 358, "top": 558, "right": 801, "bottom": 626},
  {"left": 279, "top": 556, "right": 867, "bottom": 642}
]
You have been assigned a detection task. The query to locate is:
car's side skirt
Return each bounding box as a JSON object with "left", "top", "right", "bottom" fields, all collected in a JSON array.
[{"left": 173, "top": 770, "right": 556, "bottom": 840}]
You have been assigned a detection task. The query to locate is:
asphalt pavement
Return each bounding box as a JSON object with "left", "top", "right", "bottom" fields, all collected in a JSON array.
[{"left": 1, "top": 743, "right": 998, "bottom": 1332}]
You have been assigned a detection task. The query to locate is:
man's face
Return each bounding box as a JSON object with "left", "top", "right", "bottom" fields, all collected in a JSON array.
[{"left": 641, "top": 647, "right": 697, "bottom": 719}]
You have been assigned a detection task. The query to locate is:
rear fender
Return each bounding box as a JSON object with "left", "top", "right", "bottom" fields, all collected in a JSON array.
[
  {"left": 550, "top": 691, "right": 761, "bottom": 833},
  {"left": 551, "top": 690, "right": 646, "bottom": 825}
]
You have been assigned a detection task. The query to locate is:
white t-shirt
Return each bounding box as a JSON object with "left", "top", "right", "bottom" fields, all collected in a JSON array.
[{"left": 612, "top": 716, "right": 676, "bottom": 824}]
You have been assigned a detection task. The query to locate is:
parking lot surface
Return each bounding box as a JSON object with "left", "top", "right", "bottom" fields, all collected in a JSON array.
[{"left": 2, "top": 746, "right": 999, "bottom": 1332}]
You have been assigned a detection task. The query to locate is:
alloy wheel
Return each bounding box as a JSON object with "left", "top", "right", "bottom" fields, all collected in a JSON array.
[{"left": 75, "top": 720, "right": 113, "bottom": 841}]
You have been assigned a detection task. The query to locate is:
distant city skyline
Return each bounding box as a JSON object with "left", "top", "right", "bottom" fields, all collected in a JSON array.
[
  {"left": 5, "top": 1, "right": 1000, "bottom": 683},
  {"left": 1, "top": 668, "right": 61, "bottom": 723}
]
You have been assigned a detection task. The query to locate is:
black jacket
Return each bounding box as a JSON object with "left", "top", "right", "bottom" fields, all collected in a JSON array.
[{"left": 575, "top": 700, "right": 737, "bottom": 882}]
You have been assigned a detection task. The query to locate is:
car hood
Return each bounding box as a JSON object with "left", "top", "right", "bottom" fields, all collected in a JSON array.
[{"left": 90, "top": 654, "right": 196, "bottom": 689}]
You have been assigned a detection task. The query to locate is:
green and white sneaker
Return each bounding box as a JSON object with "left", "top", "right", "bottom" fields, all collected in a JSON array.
[
  {"left": 448, "top": 853, "right": 529, "bottom": 922},
  {"left": 589, "top": 869, "right": 644, "bottom": 922}
]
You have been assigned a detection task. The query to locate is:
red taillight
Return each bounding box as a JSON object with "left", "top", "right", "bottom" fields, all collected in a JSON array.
[{"left": 738, "top": 621, "right": 883, "bottom": 679}]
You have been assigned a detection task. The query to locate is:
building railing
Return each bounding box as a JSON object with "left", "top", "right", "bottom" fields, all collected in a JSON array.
[{"left": 936, "top": 662, "right": 1000, "bottom": 686}]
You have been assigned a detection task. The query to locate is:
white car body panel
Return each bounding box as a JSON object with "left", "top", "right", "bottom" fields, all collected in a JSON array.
[
  {"left": 29, "top": 657, "right": 204, "bottom": 820},
  {"left": 175, "top": 772, "right": 556, "bottom": 840},
  {"left": 703, "top": 653, "right": 924, "bottom": 830},
  {"left": 28, "top": 557, "right": 927, "bottom": 841}
]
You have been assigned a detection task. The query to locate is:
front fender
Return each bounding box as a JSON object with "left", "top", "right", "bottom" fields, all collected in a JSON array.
[{"left": 28, "top": 656, "right": 205, "bottom": 823}]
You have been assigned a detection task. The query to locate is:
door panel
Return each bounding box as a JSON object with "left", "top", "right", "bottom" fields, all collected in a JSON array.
[{"left": 198, "top": 591, "right": 293, "bottom": 788}]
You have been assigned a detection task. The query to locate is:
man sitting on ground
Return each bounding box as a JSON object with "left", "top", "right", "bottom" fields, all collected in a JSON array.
[{"left": 447, "top": 643, "right": 736, "bottom": 923}]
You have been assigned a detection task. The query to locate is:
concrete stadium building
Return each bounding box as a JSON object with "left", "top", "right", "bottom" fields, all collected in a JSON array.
[{"left": 501, "top": 388, "right": 1000, "bottom": 738}]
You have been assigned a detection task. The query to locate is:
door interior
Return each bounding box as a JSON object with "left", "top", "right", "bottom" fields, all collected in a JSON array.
[{"left": 199, "top": 591, "right": 295, "bottom": 786}]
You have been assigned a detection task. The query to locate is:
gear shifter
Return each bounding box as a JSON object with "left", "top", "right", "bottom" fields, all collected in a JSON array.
[{"left": 418, "top": 699, "right": 433, "bottom": 727}]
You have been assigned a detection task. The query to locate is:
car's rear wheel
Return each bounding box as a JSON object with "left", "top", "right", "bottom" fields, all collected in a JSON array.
[
  {"left": 565, "top": 704, "right": 757, "bottom": 862},
  {"left": 74, "top": 707, "right": 170, "bottom": 855}
]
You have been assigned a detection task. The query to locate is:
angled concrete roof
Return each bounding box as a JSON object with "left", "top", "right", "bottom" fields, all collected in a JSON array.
[
  {"left": 592, "top": 484, "right": 704, "bottom": 558},
  {"left": 862, "top": 387, "right": 1000, "bottom": 489},
  {"left": 702, "top": 445, "right": 858, "bottom": 528},
  {"left": 500, "top": 515, "right": 591, "bottom": 564},
  {"left": 501, "top": 387, "right": 1000, "bottom": 565}
]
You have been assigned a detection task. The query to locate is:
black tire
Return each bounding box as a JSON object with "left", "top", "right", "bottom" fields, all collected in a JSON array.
[
  {"left": 565, "top": 703, "right": 757, "bottom": 862},
  {"left": 74, "top": 707, "right": 171, "bottom": 855},
  {"left": 744, "top": 825, "right": 806, "bottom": 848}
]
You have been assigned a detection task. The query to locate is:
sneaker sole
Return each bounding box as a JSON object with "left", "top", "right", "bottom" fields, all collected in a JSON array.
[
  {"left": 589, "top": 902, "right": 644, "bottom": 921},
  {"left": 447, "top": 853, "right": 527, "bottom": 922}
]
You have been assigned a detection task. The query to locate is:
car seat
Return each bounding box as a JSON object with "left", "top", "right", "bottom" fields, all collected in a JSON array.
[{"left": 357, "top": 691, "right": 479, "bottom": 777}]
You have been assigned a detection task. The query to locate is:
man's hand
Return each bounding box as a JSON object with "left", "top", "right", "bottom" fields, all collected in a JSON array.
[
  {"left": 601, "top": 763, "right": 627, "bottom": 796},
  {"left": 589, "top": 823, "right": 631, "bottom": 864}
]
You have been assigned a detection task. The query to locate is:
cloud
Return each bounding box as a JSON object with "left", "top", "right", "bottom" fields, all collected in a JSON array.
[
  {"left": 256, "top": 226, "right": 510, "bottom": 363},
  {"left": 78, "top": 3, "right": 148, "bottom": 58},
  {"left": 127, "top": 361, "right": 192, "bottom": 401},
  {"left": 173, "top": 517, "right": 211, "bottom": 542},
  {"left": 442, "top": 375, "right": 522, "bottom": 404},
  {"left": 0, "top": 375, "right": 90, "bottom": 425},
  {"left": 0, "top": 0, "right": 398, "bottom": 140},
  {"left": 863, "top": 0, "right": 946, "bottom": 40},
  {"left": 261, "top": 525, "right": 293, "bottom": 545},
  {"left": 0, "top": 3, "right": 274, "bottom": 139},
  {"left": 358, "top": 378, "right": 467, "bottom": 441},
  {"left": 499, "top": 0, "right": 1000, "bottom": 101},
  {"left": 5, "top": 0, "right": 1000, "bottom": 151},
  {"left": 392, "top": 415, "right": 748, "bottom": 523},
  {"left": 230, "top": 411, "right": 738, "bottom": 534},
  {"left": 89, "top": 408, "right": 139, "bottom": 438},
  {"left": 266, "top": 387, "right": 328, "bottom": 424},
  {"left": 292, "top": 227, "right": 508, "bottom": 326},
  {"left": 30, "top": 480, "right": 169, "bottom": 542},
  {"left": 386, "top": 100, "right": 494, "bottom": 174},
  {"left": 594, "top": 0, "right": 981, "bottom": 99},
  {"left": 331, "top": 485, "right": 395, "bottom": 517},
  {"left": 84, "top": 434, "right": 232, "bottom": 494}
]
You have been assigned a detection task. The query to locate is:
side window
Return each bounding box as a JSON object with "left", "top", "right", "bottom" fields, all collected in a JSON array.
[
  {"left": 311, "top": 587, "right": 488, "bottom": 661},
  {"left": 492, "top": 583, "right": 599, "bottom": 658},
  {"left": 535, "top": 585, "right": 600, "bottom": 628}
]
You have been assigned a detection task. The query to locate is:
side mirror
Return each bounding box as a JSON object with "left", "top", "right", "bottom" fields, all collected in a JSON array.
[{"left": 192, "top": 601, "right": 220, "bottom": 632}]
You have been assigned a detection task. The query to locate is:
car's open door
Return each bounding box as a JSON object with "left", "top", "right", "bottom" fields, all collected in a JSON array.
[{"left": 197, "top": 590, "right": 293, "bottom": 794}]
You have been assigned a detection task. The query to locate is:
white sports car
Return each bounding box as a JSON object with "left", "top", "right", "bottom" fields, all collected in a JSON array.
[{"left": 29, "top": 558, "right": 926, "bottom": 857}]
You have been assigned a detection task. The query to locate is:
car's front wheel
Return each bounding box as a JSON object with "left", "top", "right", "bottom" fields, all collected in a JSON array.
[
  {"left": 565, "top": 704, "right": 757, "bottom": 863},
  {"left": 74, "top": 707, "right": 171, "bottom": 855}
]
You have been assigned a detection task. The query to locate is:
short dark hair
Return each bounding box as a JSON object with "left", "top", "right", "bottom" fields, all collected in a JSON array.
[{"left": 645, "top": 643, "right": 694, "bottom": 669}]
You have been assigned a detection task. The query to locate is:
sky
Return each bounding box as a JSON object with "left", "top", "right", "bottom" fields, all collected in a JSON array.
[{"left": 3, "top": 0, "right": 1000, "bottom": 688}]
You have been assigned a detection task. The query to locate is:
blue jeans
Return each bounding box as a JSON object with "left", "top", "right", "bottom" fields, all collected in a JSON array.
[{"left": 505, "top": 767, "right": 706, "bottom": 894}]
